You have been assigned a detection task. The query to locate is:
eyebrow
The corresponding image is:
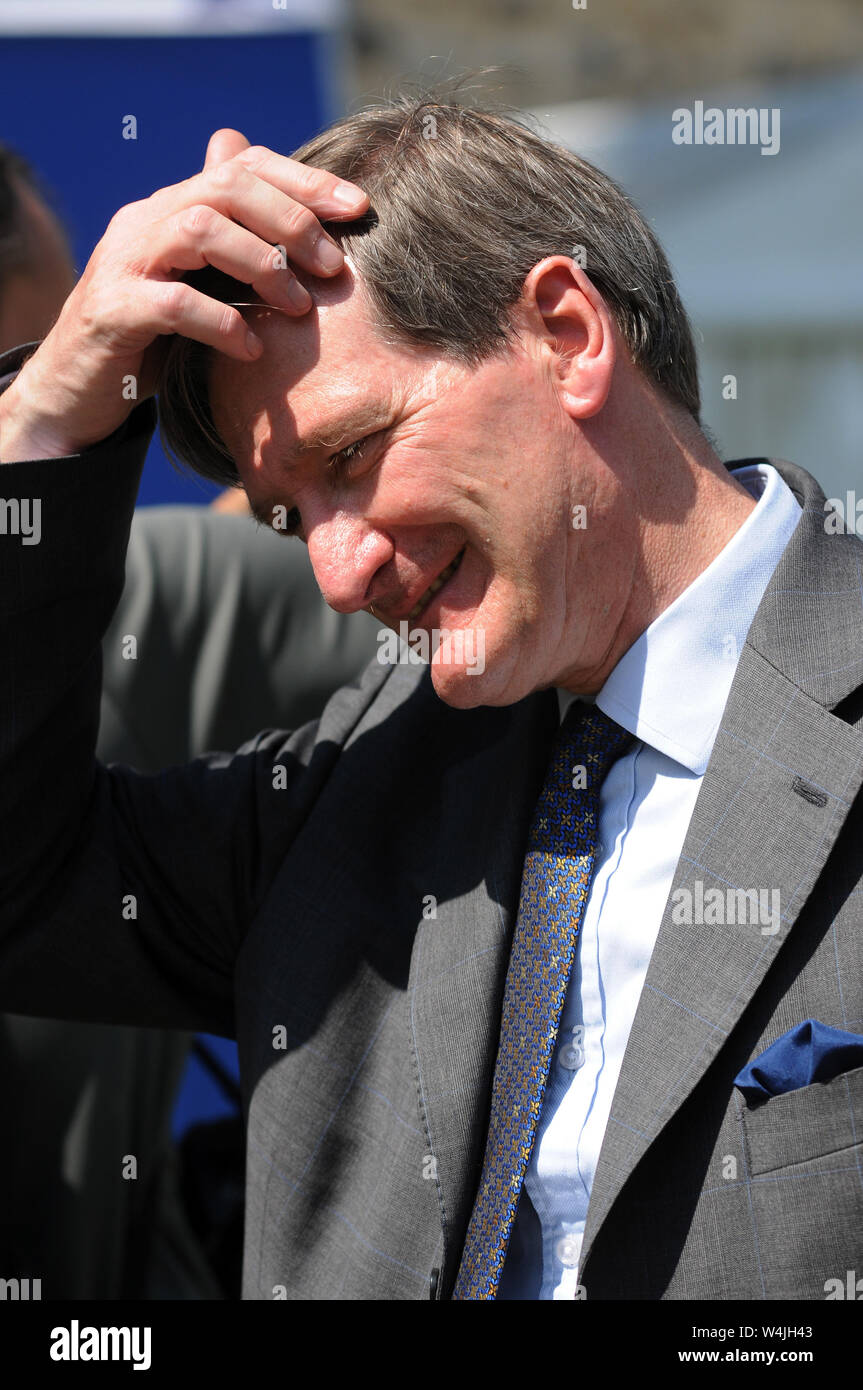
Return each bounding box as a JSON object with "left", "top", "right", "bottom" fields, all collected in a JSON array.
[{"left": 292, "top": 412, "right": 388, "bottom": 456}]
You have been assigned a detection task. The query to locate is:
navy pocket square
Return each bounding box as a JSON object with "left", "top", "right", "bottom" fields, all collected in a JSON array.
[{"left": 734, "top": 1019, "right": 863, "bottom": 1103}]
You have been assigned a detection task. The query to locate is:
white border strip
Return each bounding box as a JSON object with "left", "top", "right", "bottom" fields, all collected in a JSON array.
[{"left": 0, "top": 0, "right": 343, "bottom": 35}]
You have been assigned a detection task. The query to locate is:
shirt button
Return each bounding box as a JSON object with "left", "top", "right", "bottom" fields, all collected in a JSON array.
[
  {"left": 559, "top": 1042, "right": 584, "bottom": 1070},
  {"left": 555, "top": 1235, "right": 580, "bottom": 1268}
]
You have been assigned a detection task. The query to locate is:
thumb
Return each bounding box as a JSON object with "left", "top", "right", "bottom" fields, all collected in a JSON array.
[{"left": 203, "top": 128, "right": 251, "bottom": 170}]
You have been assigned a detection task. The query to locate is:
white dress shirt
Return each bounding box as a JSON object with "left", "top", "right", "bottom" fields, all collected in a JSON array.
[{"left": 497, "top": 461, "right": 803, "bottom": 1299}]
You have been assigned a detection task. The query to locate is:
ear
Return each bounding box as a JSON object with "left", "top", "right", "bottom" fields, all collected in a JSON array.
[{"left": 519, "top": 255, "right": 616, "bottom": 419}]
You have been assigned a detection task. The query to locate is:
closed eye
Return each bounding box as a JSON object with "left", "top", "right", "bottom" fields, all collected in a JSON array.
[
  {"left": 252, "top": 429, "right": 386, "bottom": 541},
  {"left": 327, "top": 430, "right": 385, "bottom": 478},
  {"left": 330, "top": 439, "right": 366, "bottom": 467}
]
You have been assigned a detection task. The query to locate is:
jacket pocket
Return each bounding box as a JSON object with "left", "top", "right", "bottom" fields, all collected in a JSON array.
[{"left": 739, "top": 1061, "right": 863, "bottom": 1176}]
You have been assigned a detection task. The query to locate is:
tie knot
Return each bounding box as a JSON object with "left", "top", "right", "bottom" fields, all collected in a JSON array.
[
  {"left": 526, "top": 700, "right": 632, "bottom": 859},
  {"left": 559, "top": 700, "right": 632, "bottom": 774}
]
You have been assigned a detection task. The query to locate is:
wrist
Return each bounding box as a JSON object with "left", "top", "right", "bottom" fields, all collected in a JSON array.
[{"left": 0, "top": 362, "right": 82, "bottom": 463}]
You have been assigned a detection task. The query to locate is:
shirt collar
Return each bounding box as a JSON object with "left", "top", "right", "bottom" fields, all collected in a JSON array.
[{"left": 556, "top": 461, "right": 802, "bottom": 774}]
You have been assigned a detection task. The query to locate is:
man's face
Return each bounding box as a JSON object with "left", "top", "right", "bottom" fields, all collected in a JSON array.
[{"left": 209, "top": 265, "right": 610, "bottom": 708}]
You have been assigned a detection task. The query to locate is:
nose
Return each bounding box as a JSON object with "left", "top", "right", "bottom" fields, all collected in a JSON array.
[{"left": 305, "top": 510, "right": 395, "bottom": 613}]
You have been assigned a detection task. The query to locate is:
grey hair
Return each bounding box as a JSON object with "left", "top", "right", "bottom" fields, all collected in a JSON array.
[{"left": 159, "top": 84, "right": 702, "bottom": 486}]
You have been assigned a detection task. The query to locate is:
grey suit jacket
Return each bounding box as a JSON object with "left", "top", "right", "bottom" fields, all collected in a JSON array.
[{"left": 1, "top": 347, "right": 862, "bottom": 1299}]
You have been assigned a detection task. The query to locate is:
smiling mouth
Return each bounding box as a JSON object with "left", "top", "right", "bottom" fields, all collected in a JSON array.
[{"left": 408, "top": 548, "right": 466, "bottom": 620}]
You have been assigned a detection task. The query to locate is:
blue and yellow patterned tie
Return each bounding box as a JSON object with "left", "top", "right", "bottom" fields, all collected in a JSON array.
[{"left": 453, "top": 702, "right": 632, "bottom": 1300}]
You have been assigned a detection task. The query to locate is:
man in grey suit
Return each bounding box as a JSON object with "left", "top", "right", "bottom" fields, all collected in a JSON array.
[{"left": 1, "top": 95, "right": 861, "bottom": 1301}]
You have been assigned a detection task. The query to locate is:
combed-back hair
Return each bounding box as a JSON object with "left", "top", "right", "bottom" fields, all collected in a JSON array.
[{"left": 159, "top": 81, "right": 702, "bottom": 486}]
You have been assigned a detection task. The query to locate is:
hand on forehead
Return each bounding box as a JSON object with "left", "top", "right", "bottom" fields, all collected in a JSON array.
[{"left": 206, "top": 259, "right": 403, "bottom": 461}]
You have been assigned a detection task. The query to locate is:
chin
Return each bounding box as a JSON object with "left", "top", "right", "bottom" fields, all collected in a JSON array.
[
  {"left": 430, "top": 666, "right": 490, "bottom": 709},
  {"left": 428, "top": 633, "right": 527, "bottom": 710}
]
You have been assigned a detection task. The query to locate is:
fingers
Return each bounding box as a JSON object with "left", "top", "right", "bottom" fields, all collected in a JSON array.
[
  {"left": 165, "top": 143, "right": 370, "bottom": 289},
  {"left": 143, "top": 280, "right": 264, "bottom": 360},
  {"left": 233, "top": 145, "right": 369, "bottom": 221},
  {"left": 153, "top": 202, "right": 312, "bottom": 311},
  {"left": 200, "top": 160, "right": 348, "bottom": 280},
  {"left": 107, "top": 137, "right": 373, "bottom": 373},
  {"left": 204, "top": 127, "right": 251, "bottom": 170},
  {"left": 152, "top": 148, "right": 368, "bottom": 297},
  {"left": 202, "top": 133, "right": 369, "bottom": 226}
]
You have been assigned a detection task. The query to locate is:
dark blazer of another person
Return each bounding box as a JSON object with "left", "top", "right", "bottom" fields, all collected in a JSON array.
[{"left": 0, "top": 489, "right": 378, "bottom": 1299}]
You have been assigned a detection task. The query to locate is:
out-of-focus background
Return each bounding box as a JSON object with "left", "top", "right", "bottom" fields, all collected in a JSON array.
[
  {"left": 0, "top": 0, "right": 860, "bottom": 1289},
  {"left": 355, "top": 0, "right": 863, "bottom": 494}
]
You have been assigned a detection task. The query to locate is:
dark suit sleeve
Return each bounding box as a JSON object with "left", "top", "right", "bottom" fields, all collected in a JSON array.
[{"left": 0, "top": 355, "right": 332, "bottom": 1039}]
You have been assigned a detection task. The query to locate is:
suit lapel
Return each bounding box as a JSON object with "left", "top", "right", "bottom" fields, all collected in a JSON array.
[
  {"left": 407, "top": 679, "right": 557, "bottom": 1295},
  {"left": 580, "top": 459, "right": 863, "bottom": 1277}
]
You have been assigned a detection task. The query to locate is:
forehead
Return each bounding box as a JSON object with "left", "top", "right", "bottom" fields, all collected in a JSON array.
[{"left": 207, "top": 265, "right": 420, "bottom": 464}]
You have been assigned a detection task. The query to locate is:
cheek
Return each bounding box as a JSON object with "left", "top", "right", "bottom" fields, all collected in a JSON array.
[{"left": 369, "top": 446, "right": 468, "bottom": 522}]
